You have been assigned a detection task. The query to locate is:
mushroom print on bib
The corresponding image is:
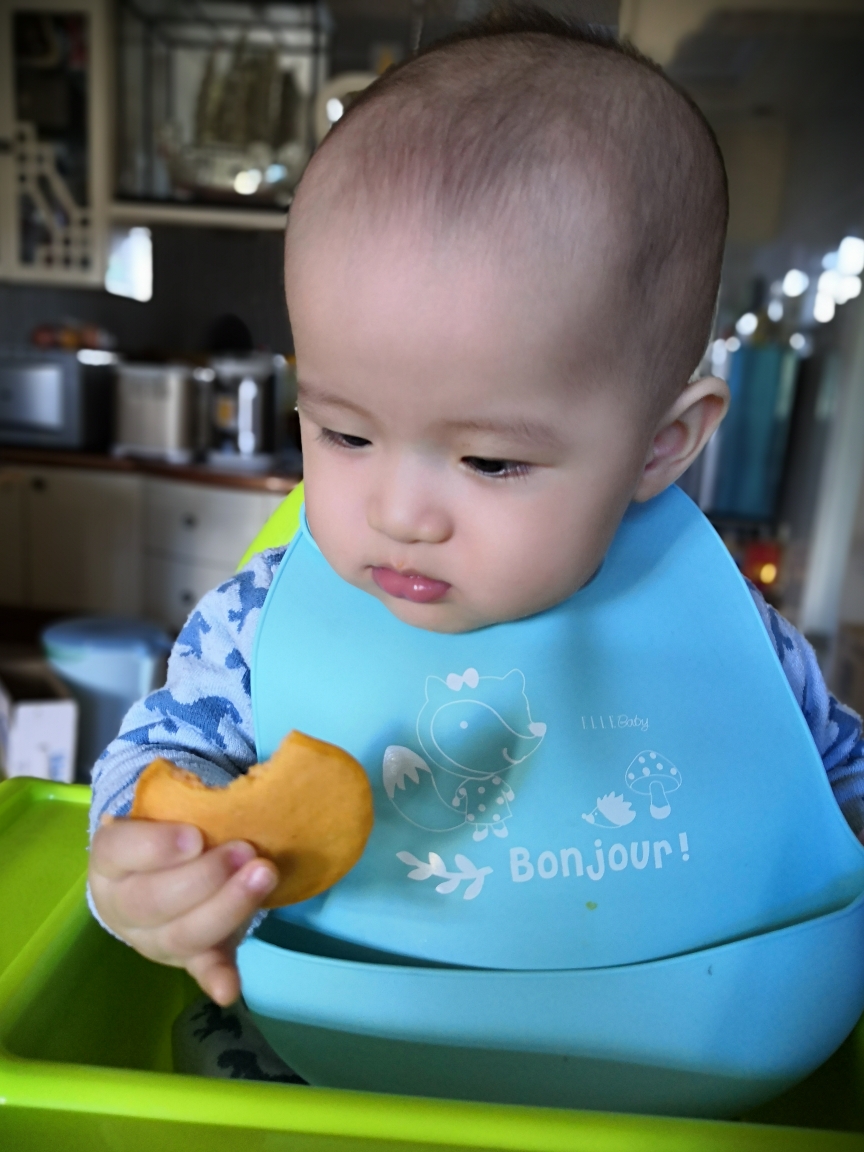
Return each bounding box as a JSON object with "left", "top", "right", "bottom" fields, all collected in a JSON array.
[{"left": 625, "top": 751, "right": 681, "bottom": 819}]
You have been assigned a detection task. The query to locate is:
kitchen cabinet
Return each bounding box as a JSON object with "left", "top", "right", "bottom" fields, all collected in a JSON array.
[
  {"left": 115, "top": 0, "right": 326, "bottom": 214},
  {"left": 0, "top": 0, "right": 112, "bottom": 286},
  {"left": 0, "top": 0, "right": 386, "bottom": 252},
  {"left": 142, "top": 553, "right": 239, "bottom": 633},
  {"left": 144, "top": 478, "right": 283, "bottom": 570},
  {"left": 143, "top": 478, "right": 283, "bottom": 630},
  {"left": 0, "top": 467, "right": 25, "bottom": 602},
  {"left": 0, "top": 0, "right": 300, "bottom": 287},
  {"left": 0, "top": 465, "right": 143, "bottom": 614},
  {"left": 25, "top": 466, "right": 142, "bottom": 614},
  {"left": 0, "top": 463, "right": 285, "bottom": 630}
]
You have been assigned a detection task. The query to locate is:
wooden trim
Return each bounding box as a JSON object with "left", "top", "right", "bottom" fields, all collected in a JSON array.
[{"left": 0, "top": 447, "right": 301, "bottom": 494}]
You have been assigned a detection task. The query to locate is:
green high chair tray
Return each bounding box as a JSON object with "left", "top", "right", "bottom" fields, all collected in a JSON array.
[{"left": 2, "top": 779, "right": 864, "bottom": 1150}]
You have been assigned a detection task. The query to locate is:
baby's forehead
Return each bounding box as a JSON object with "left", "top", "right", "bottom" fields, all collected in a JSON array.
[
  {"left": 289, "top": 177, "right": 632, "bottom": 395},
  {"left": 290, "top": 213, "right": 646, "bottom": 434},
  {"left": 292, "top": 198, "right": 619, "bottom": 338}
]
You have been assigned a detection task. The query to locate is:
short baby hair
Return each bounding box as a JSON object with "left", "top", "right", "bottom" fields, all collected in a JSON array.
[{"left": 290, "top": 6, "right": 728, "bottom": 404}]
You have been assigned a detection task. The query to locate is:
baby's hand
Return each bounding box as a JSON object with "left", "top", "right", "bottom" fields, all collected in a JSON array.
[{"left": 89, "top": 818, "right": 278, "bottom": 1006}]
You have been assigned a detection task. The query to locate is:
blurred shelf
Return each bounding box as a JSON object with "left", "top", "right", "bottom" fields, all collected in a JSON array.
[{"left": 110, "top": 201, "right": 289, "bottom": 231}]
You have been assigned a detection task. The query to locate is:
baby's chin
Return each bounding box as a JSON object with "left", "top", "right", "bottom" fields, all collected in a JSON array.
[
  {"left": 353, "top": 572, "right": 538, "bottom": 634},
  {"left": 368, "top": 584, "right": 492, "bottom": 634},
  {"left": 338, "top": 568, "right": 490, "bottom": 633}
]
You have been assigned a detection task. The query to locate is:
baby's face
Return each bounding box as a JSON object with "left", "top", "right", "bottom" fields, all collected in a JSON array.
[{"left": 288, "top": 225, "right": 660, "bottom": 633}]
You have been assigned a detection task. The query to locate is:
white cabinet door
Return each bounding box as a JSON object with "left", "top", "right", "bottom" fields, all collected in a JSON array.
[
  {"left": 0, "top": 467, "right": 25, "bottom": 604},
  {"left": 25, "top": 467, "right": 143, "bottom": 614},
  {"left": 144, "top": 479, "right": 284, "bottom": 567},
  {"left": 143, "top": 553, "right": 236, "bottom": 633}
]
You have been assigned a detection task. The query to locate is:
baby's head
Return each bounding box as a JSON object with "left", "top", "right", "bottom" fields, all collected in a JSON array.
[{"left": 285, "top": 8, "right": 730, "bottom": 633}]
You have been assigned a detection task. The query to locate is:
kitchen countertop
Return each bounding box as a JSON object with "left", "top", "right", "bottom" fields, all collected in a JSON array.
[{"left": 0, "top": 447, "right": 301, "bottom": 495}]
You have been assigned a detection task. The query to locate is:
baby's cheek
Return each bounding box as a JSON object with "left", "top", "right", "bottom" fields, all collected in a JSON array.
[
  {"left": 463, "top": 512, "right": 588, "bottom": 617},
  {"left": 305, "top": 485, "right": 367, "bottom": 576}
]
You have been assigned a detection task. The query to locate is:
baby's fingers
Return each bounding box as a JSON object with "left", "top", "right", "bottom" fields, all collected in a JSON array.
[
  {"left": 108, "top": 841, "right": 259, "bottom": 930},
  {"left": 152, "top": 858, "right": 278, "bottom": 962},
  {"left": 91, "top": 818, "right": 203, "bottom": 880},
  {"left": 186, "top": 945, "right": 243, "bottom": 1007}
]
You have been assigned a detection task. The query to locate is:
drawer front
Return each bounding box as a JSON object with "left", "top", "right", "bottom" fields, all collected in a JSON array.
[
  {"left": 25, "top": 468, "right": 143, "bottom": 615},
  {"left": 144, "top": 479, "right": 283, "bottom": 567},
  {"left": 144, "top": 553, "right": 236, "bottom": 632}
]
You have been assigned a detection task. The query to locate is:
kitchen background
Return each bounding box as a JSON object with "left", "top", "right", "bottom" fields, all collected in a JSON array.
[{"left": 2, "top": 0, "right": 864, "bottom": 784}]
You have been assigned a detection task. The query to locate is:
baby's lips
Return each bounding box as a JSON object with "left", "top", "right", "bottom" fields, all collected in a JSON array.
[{"left": 372, "top": 566, "right": 451, "bottom": 603}]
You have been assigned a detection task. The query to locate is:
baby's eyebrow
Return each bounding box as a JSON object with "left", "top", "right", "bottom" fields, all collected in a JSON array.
[
  {"left": 299, "top": 384, "right": 563, "bottom": 451},
  {"left": 297, "top": 383, "right": 371, "bottom": 419},
  {"left": 442, "top": 417, "right": 565, "bottom": 451}
]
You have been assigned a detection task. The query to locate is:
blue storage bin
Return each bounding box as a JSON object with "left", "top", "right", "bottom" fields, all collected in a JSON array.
[{"left": 43, "top": 617, "right": 171, "bottom": 779}]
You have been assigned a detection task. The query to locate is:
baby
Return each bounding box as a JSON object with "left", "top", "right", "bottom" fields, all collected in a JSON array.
[{"left": 89, "top": 10, "right": 864, "bottom": 1008}]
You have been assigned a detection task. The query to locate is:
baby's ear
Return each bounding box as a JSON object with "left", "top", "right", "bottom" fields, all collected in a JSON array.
[{"left": 633, "top": 376, "right": 729, "bottom": 503}]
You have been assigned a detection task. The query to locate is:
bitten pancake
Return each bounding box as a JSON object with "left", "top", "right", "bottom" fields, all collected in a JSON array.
[{"left": 130, "top": 730, "right": 374, "bottom": 907}]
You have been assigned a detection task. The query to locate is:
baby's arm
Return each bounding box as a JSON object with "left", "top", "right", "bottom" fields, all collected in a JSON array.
[
  {"left": 748, "top": 582, "right": 864, "bottom": 837},
  {"left": 88, "top": 548, "right": 287, "bottom": 1004}
]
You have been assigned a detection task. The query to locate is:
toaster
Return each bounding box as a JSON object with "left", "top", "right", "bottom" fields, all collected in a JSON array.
[{"left": 113, "top": 363, "right": 199, "bottom": 464}]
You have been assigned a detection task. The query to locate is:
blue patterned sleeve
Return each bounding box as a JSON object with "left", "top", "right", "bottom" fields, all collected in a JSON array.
[
  {"left": 747, "top": 581, "right": 864, "bottom": 837},
  {"left": 88, "top": 546, "right": 287, "bottom": 842}
]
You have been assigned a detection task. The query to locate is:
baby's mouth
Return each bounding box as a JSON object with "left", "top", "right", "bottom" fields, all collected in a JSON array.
[{"left": 371, "top": 567, "right": 451, "bottom": 604}]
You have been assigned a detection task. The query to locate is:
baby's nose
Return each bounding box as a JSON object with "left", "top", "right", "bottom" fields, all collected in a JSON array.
[
  {"left": 370, "top": 501, "right": 452, "bottom": 544},
  {"left": 367, "top": 467, "right": 453, "bottom": 545}
]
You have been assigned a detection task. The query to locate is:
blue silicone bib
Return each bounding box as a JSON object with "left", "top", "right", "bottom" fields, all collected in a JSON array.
[{"left": 252, "top": 486, "right": 864, "bottom": 970}]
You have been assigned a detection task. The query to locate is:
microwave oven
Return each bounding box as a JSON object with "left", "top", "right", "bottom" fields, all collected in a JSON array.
[{"left": 0, "top": 348, "right": 117, "bottom": 450}]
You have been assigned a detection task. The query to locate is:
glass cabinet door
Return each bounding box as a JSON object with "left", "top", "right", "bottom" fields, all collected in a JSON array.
[
  {"left": 114, "top": 1, "right": 328, "bottom": 211},
  {"left": 0, "top": 0, "right": 110, "bottom": 285}
]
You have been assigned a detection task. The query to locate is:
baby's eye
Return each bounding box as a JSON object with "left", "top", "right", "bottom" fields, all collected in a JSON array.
[
  {"left": 320, "top": 428, "right": 372, "bottom": 449},
  {"left": 462, "top": 456, "right": 530, "bottom": 479}
]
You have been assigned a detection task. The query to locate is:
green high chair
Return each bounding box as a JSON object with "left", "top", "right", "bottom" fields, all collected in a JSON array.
[
  {"left": 2, "top": 480, "right": 864, "bottom": 1150},
  {"left": 237, "top": 480, "right": 306, "bottom": 570}
]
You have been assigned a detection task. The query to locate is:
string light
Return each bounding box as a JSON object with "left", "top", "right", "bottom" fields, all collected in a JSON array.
[
  {"left": 837, "top": 236, "right": 864, "bottom": 276},
  {"left": 814, "top": 293, "right": 836, "bottom": 323},
  {"left": 782, "top": 269, "right": 809, "bottom": 297}
]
